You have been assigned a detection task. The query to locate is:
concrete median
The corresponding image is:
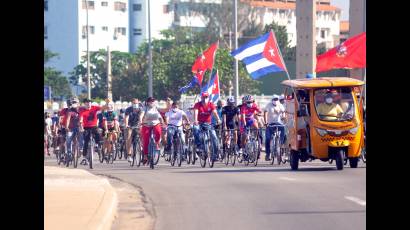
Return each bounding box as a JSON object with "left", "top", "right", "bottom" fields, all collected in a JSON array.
[{"left": 44, "top": 166, "right": 118, "bottom": 230}]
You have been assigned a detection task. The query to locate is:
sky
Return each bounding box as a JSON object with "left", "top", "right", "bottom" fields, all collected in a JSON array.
[{"left": 331, "top": 0, "right": 349, "bottom": 21}]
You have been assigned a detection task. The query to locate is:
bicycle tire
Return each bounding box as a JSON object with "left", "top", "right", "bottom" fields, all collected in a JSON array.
[
  {"left": 253, "top": 141, "right": 259, "bottom": 166},
  {"left": 89, "top": 139, "right": 94, "bottom": 169},
  {"left": 224, "top": 145, "right": 229, "bottom": 166},
  {"left": 270, "top": 139, "right": 275, "bottom": 165},
  {"left": 276, "top": 136, "right": 281, "bottom": 165},
  {"left": 206, "top": 136, "right": 214, "bottom": 168},
  {"left": 113, "top": 142, "right": 118, "bottom": 161},
  {"left": 73, "top": 138, "right": 79, "bottom": 168},
  {"left": 177, "top": 137, "right": 183, "bottom": 167},
  {"left": 153, "top": 148, "right": 160, "bottom": 165},
  {"left": 130, "top": 141, "right": 136, "bottom": 167},
  {"left": 136, "top": 140, "right": 142, "bottom": 167},
  {"left": 149, "top": 141, "right": 155, "bottom": 169},
  {"left": 170, "top": 141, "right": 176, "bottom": 166},
  {"left": 230, "top": 146, "right": 236, "bottom": 166},
  {"left": 192, "top": 144, "right": 197, "bottom": 165}
]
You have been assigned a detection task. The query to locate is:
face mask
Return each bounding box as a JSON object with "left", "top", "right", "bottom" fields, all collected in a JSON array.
[
  {"left": 246, "top": 103, "right": 252, "bottom": 108},
  {"left": 326, "top": 98, "right": 333, "bottom": 104},
  {"left": 71, "top": 103, "right": 78, "bottom": 108},
  {"left": 172, "top": 108, "right": 177, "bottom": 112},
  {"left": 201, "top": 98, "right": 208, "bottom": 103},
  {"left": 148, "top": 103, "right": 154, "bottom": 108},
  {"left": 132, "top": 104, "right": 139, "bottom": 109},
  {"left": 272, "top": 101, "right": 277, "bottom": 106}
]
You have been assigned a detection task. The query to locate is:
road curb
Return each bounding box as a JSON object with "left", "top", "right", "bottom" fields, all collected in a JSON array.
[{"left": 44, "top": 166, "right": 118, "bottom": 230}]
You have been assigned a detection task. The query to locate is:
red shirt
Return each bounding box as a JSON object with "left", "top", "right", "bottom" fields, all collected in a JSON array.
[
  {"left": 240, "top": 103, "right": 261, "bottom": 120},
  {"left": 194, "top": 101, "right": 215, "bottom": 123},
  {"left": 67, "top": 108, "right": 84, "bottom": 129},
  {"left": 80, "top": 106, "right": 101, "bottom": 128},
  {"left": 59, "top": 108, "right": 69, "bottom": 127}
]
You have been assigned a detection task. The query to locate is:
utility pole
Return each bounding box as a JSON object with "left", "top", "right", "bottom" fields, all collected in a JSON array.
[
  {"left": 85, "top": 0, "right": 91, "bottom": 99},
  {"left": 148, "top": 0, "right": 153, "bottom": 97},
  {"left": 233, "top": 0, "right": 239, "bottom": 104},
  {"left": 107, "top": 46, "right": 112, "bottom": 101}
]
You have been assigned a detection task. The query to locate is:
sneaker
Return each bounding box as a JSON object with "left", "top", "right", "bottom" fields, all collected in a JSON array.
[
  {"left": 265, "top": 155, "right": 271, "bottom": 161},
  {"left": 128, "top": 156, "right": 133, "bottom": 162}
]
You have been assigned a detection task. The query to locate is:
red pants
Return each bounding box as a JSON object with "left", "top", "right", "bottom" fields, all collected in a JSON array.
[{"left": 141, "top": 124, "right": 162, "bottom": 155}]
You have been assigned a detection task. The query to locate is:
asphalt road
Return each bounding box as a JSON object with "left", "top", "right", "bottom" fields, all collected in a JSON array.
[{"left": 44, "top": 153, "right": 366, "bottom": 230}]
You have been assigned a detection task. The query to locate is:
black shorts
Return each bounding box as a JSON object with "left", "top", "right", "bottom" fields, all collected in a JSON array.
[{"left": 225, "top": 122, "right": 237, "bottom": 130}]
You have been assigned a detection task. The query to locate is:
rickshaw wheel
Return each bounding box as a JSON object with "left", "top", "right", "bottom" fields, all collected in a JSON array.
[
  {"left": 290, "top": 150, "right": 299, "bottom": 170},
  {"left": 349, "top": 157, "right": 358, "bottom": 168},
  {"left": 335, "top": 149, "right": 344, "bottom": 170}
]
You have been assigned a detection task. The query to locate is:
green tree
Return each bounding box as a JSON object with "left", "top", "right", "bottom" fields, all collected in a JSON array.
[{"left": 44, "top": 50, "right": 72, "bottom": 99}]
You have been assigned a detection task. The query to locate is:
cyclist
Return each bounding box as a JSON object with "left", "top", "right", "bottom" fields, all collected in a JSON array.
[
  {"left": 44, "top": 112, "right": 52, "bottom": 156},
  {"left": 56, "top": 99, "right": 72, "bottom": 156},
  {"left": 159, "top": 97, "right": 173, "bottom": 149},
  {"left": 79, "top": 99, "right": 104, "bottom": 162},
  {"left": 236, "top": 96, "right": 246, "bottom": 153},
  {"left": 102, "top": 102, "right": 119, "bottom": 157},
  {"left": 193, "top": 92, "right": 221, "bottom": 161},
  {"left": 164, "top": 101, "right": 190, "bottom": 158},
  {"left": 65, "top": 97, "right": 84, "bottom": 160},
  {"left": 124, "top": 98, "right": 144, "bottom": 162},
  {"left": 263, "top": 95, "right": 285, "bottom": 161},
  {"left": 222, "top": 96, "right": 240, "bottom": 155},
  {"left": 139, "top": 97, "right": 165, "bottom": 164},
  {"left": 239, "top": 95, "right": 261, "bottom": 153}
]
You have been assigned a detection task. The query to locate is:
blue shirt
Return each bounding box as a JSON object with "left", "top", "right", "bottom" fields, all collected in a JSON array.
[{"left": 212, "top": 107, "right": 222, "bottom": 125}]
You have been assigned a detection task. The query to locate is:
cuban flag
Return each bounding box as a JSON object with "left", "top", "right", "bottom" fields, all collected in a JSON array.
[
  {"left": 231, "top": 31, "right": 287, "bottom": 79},
  {"left": 200, "top": 70, "right": 220, "bottom": 103}
]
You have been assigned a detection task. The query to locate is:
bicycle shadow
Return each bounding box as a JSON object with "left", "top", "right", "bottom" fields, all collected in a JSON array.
[{"left": 174, "top": 166, "right": 337, "bottom": 174}]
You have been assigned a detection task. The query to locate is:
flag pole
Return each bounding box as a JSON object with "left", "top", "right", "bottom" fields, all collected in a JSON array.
[
  {"left": 207, "top": 41, "right": 219, "bottom": 88},
  {"left": 271, "top": 30, "right": 301, "bottom": 105}
]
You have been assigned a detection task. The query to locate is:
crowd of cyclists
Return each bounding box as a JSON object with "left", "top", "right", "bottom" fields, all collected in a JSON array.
[{"left": 43, "top": 92, "right": 294, "bottom": 169}]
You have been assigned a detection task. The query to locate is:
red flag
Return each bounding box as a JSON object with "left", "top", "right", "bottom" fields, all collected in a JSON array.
[
  {"left": 316, "top": 32, "right": 366, "bottom": 73},
  {"left": 192, "top": 42, "right": 219, "bottom": 85},
  {"left": 262, "top": 31, "right": 287, "bottom": 72}
]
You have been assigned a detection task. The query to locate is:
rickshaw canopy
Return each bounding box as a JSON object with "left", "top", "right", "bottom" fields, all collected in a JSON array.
[{"left": 281, "top": 77, "right": 364, "bottom": 89}]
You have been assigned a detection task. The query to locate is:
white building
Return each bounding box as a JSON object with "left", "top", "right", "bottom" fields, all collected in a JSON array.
[
  {"left": 44, "top": 0, "right": 129, "bottom": 78},
  {"left": 246, "top": 0, "right": 341, "bottom": 48}
]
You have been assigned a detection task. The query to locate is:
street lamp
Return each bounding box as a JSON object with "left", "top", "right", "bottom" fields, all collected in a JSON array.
[
  {"left": 148, "top": 0, "right": 153, "bottom": 97},
  {"left": 233, "top": 0, "right": 239, "bottom": 104},
  {"left": 84, "top": 0, "right": 91, "bottom": 99}
]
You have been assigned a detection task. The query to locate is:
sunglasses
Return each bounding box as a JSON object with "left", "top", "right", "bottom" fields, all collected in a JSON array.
[{"left": 273, "top": 98, "right": 279, "bottom": 101}]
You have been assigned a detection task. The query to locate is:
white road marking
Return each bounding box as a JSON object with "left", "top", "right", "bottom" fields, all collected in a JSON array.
[
  {"left": 279, "top": 177, "right": 296, "bottom": 181},
  {"left": 344, "top": 196, "right": 366, "bottom": 206}
]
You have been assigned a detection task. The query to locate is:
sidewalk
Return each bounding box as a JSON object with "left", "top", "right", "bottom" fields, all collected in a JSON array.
[{"left": 44, "top": 166, "right": 118, "bottom": 230}]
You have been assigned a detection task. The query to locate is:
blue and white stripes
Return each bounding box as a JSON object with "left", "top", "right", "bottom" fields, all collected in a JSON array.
[{"left": 231, "top": 32, "right": 284, "bottom": 79}]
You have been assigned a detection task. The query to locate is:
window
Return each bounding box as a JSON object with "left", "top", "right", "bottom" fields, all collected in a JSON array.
[
  {"left": 44, "top": 26, "right": 48, "bottom": 39},
  {"left": 321, "top": 30, "right": 326, "bottom": 39},
  {"left": 82, "top": 25, "right": 95, "bottom": 38},
  {"left": 114, "top": 27, "right": 126, "bottom": 38},
  {"left": 133, "top": 28, "right": 142, "bottom": 35},
  {"left": 163, "top": 4, "right": 170, "bottom": 14},
  {"left": 133, "top": 4, "right": 141, "bottom": 11},
  {"left": 101, "top": 1, "right": 108, "bottom": 7},
  {"left": 102, "top": 26, "right": 108, "bottom": 31},
  {"left": 314, "top": 88, "right": 355, "bottom": 122},
  {"left": 44, "top": 0, "right": 48, "bottom": 11},
  {"left": 82, "top": 1, "right": 95, "bottom": 10},
  {"left": 114, "top": 1, "right": 126, "bottom": 11}
]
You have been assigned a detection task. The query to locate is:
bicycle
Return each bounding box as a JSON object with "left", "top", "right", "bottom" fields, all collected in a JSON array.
[
  {"left": 223, "top": 129, "right": 238, "bottom": 166},
  {"left": 68, "top": 130, "right": 80, "bottom": 168},
  {"left": 147, "top": 126, "right": 161, "bottom": 169},
  {"left": 102, "top": 130, "right": 117, "bottom": 164},
  {"left": 197, "top": 123, "right": 217, "bottom": 168},
  {"left": 184, "top": 125, "right": 196, "bottom": 165},
  {"left": 243, "top": 126, "right": 260, "bottom": 167},
  {"left": 267, "top": 124, "right": 285, "bottom": 165},
  {"left": 82, "top": 129, "right": 96, "bottom": 169},
  {"left": 128, "top": 126, "right": 142, "bottom": 167},
  {"left": 168, "top": 125, "right": 185, "bottom": 167},
  {"left": 117, "top": 127, "right": 125, "bottom": 160}
]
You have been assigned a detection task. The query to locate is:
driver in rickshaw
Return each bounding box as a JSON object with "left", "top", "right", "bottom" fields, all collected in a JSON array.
[{"left": 316, "top": 92, "right": 344, "bottom": 121}]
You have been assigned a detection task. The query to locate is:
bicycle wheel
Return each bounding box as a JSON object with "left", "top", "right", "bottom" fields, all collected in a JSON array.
[
  {"left": 275, "top": 136, "right": 281, "bottom": 165},
  {"left": 73, "top": 138, "right": 79, "bottom": 168},
  {"left": 153, "top": 147, "right": 160, "bottom": 165},
  {"left": 253, "top": 141, "right": 259, "bottom": 166},
  {"left": 170, "top": 140, "right": 176, "bottom": 166},
  {"left": 224, "top": 144, "right": 229, "bottom": 166},
  {"left": 113, "top": 141, "right": 118, "bottom": 161},
  {"left": 88, "top": 139, "right": 94, "bottom": 169},
  {"left": 149, "top": 140, "right": 155, "bottom": 169},
  {"left": 99, "top": 144, "right": 104, "bottom": 163},
  {"left": 270, "top": 139, "right": 275, "bottom": 165},
  {"left": 136, "top": 140, "right": 142, "bottom": 167},
  {"left": 230, "top": 145, "right": 236, "bottom": 166},
  {"left": 199, "top": 149, "right": 207, "bottom": 168},
  {"left": 192, "top": 144, "right": 197, "bottom": 165},
  {"left": 206, "top": 138, "right": 214, "bottom": 168},
  {"left": 177, "top": 137, "right": 183, "bottom": 167},
  {"left": 186, "top": 140, "right": 192, "bottom": 165}
]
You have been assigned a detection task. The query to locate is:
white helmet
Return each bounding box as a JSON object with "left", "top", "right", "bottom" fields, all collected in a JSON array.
[
  {"left": 279, "top": 94, "right": 285, "bottom": 100},
  {"left": 107, "top": 102, "right": 114, "bottom": 111},
  {"left": 91, "top": 102, "right": 98, "bottom": 106},
  {"left": 272, "top": 94, "right": 280, "bottom": 100},
  {"left": 227, "top": 96, "right": 235, "bottom": 104}
]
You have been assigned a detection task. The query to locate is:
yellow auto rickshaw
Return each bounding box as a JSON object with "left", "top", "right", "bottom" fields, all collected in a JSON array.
[{"left": 281, "top": 77, "right": 365, "bottom": 170}]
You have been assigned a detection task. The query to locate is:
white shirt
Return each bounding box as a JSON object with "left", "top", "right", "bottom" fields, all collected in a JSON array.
[
  {"left": 166, "top": 109, "right": 187, "bottom": 126},
  {"left": 45, "top": 117, "right": 52, "bottom": 134},
  {"left": 142, "top": 107, "right": 161, "bottom": 126},
  {"left": 264, "top": 102, "right": 285, "bottom": 125}
]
